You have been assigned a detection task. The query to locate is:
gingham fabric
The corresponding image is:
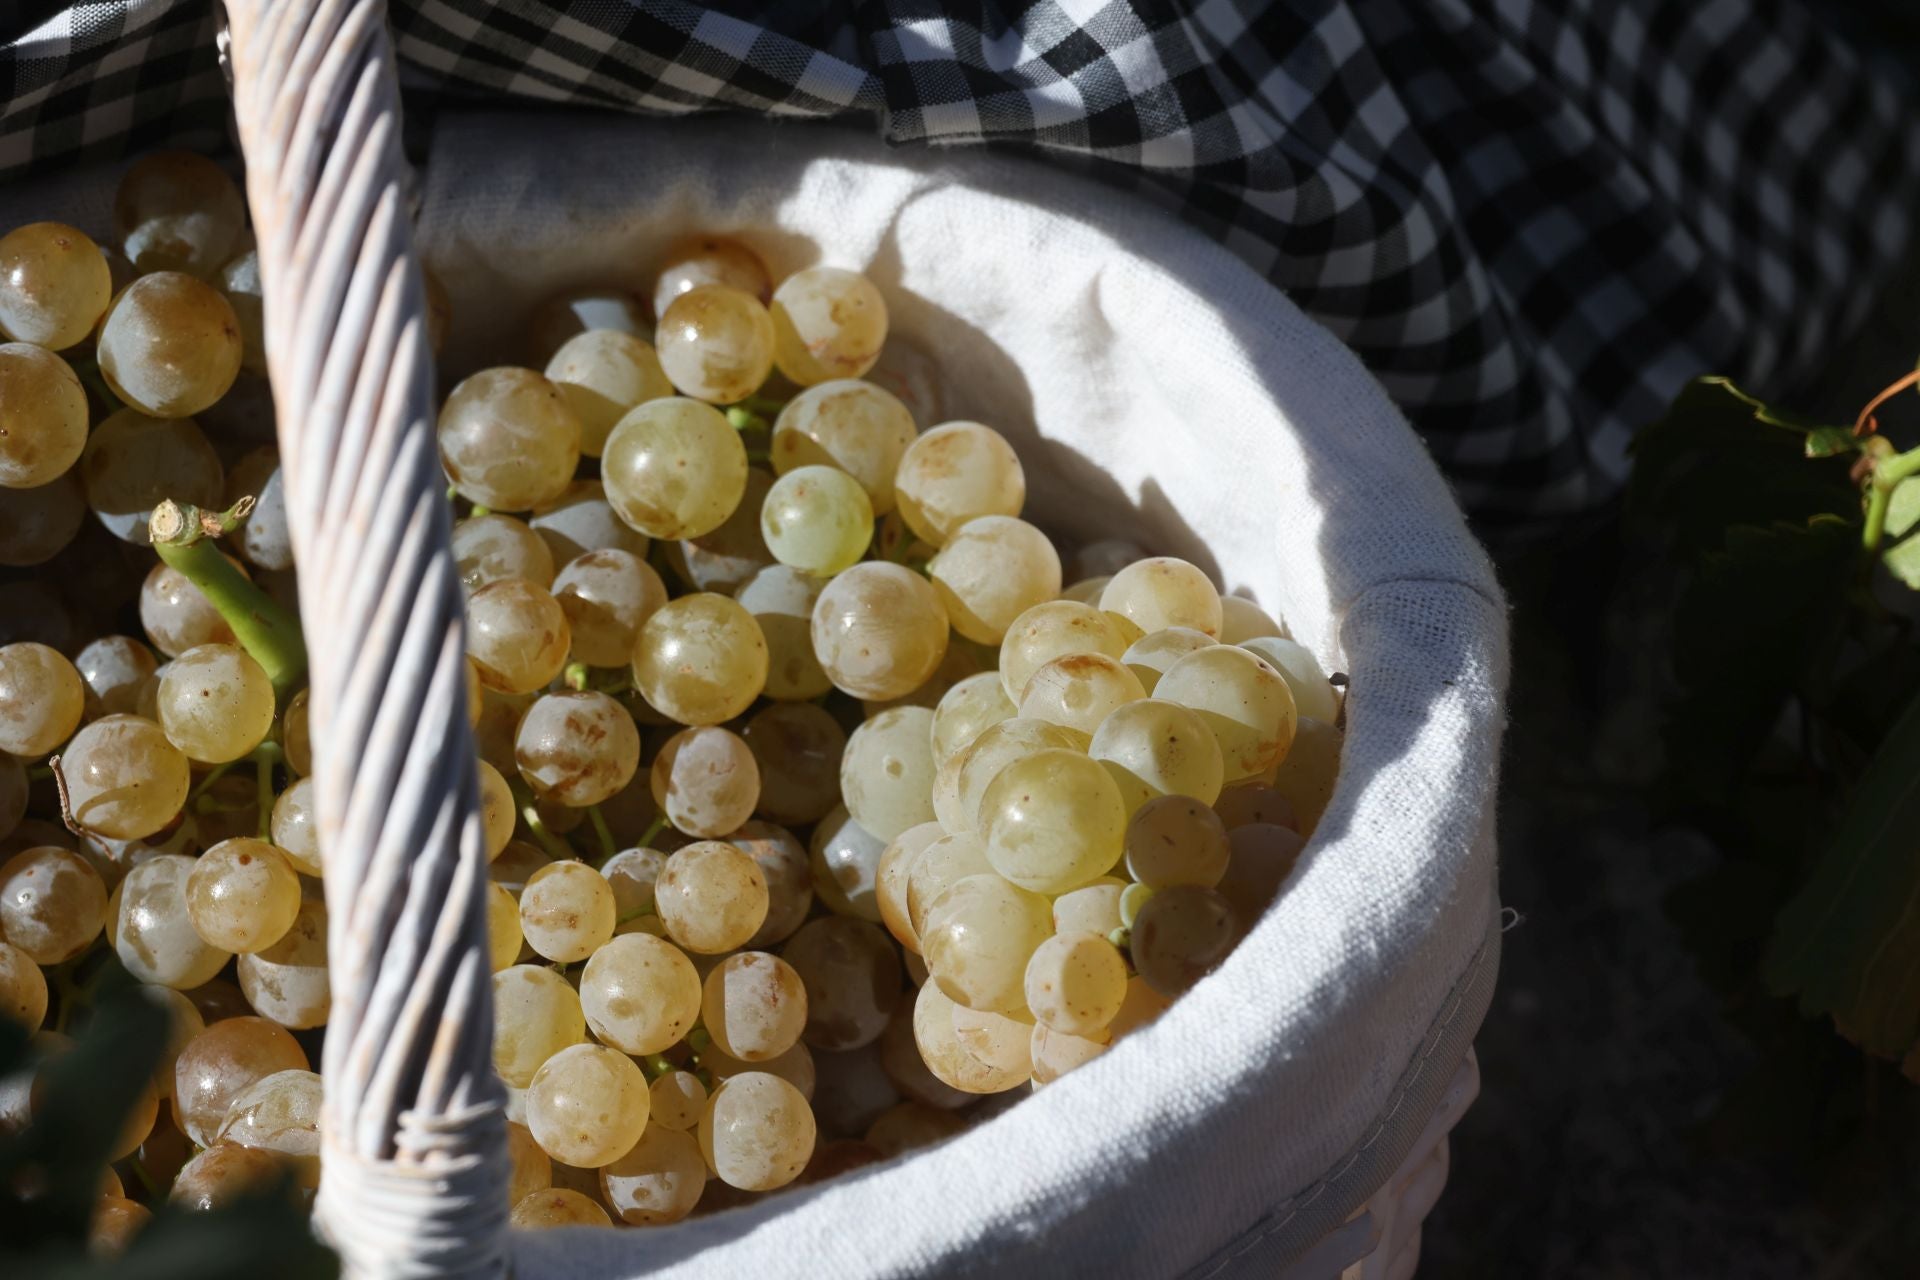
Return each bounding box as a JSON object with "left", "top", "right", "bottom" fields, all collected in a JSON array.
[{"left": 3, "top": 1, "right": 1915, "bottom": 521}]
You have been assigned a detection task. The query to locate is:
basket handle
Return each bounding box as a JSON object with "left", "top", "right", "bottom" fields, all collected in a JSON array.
[{"left": 222, "top": 2, "right": 507, "bottom": 1273}]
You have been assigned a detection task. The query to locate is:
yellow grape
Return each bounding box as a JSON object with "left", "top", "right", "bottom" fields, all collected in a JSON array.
[
  {"left": 525, "top": 1042, "right": 650, "bottom": 1168},
  {"left": 699, "top": 1071, "right": 816, "bottom": 1191},
  {"left": 437, "top": 367, "right": 582, "bottom": 512},
  {"left": 1129, "top": 884, "right": 1239, "bottom": 997},
  {"left": 235, "top": 899, "right": 329, "bottom": 1028},
  {"left": 1015, "top": 651, "right": 1145, "bottom": 737},
  {"left": 138, "top": 559, "right": 236, "bottom": 657},
  {"left": 651, "top": 725, "right": 759, "bottom": 838},
  {"left": 113, "top": 151, "right": 245, "bottom": 276},
  {"left": 580, "top": 931, "right": 701, "bottom": 1054},
  {"left": 1219, "top": 596, "right": 1285, "bottom": 643},
  {"left": 735, "top": 564, "right": 831, "bottom": 701},
  {"left": 919, "top": 872, "right": 1051, "bottom": 1015},
  {"left": 759, "top": 465, "right": 873, "bottom": 576},
  {"left": 452, "top": 514, "right": 555, "bottom": 593},
  {"left": 551, "top": 548, "right": 667, "bottom": 667},
  {"left": 601, "top": 397, "right": 747, "bottom": 540},
  {"left": 780, "top": 917, "right": 901, "bottom": 1052},
  {"left": 184, "top": 837, "right": 300, "bottom": 954},
  {"left": 928, "top": 515, "right": 1061, "bottom": 644},
  {"left": 81, "top": 410, "right": 224, "bottom": 545},
  {"left": 911, "top": 981, "right": 1029, "bottom": 1094},
  {"left": 631, "top": 593, "right": 767, "bottom": 726},
  {"left": 112, "top": 855, "right": 230, "bottom": 990},
  {"left": 544, "top": 329, "right": 674, "bottom": 456},
  {"left": 702, "top": 950, "right": 808, "bottom": 1062},
  {"left": 492, "top": 964, "right": 586, "bottom": 1088},
  {"left": 949, "top": 718, "right": 1089, "bottom": 836},
  {"left": 96, "top": 272, "right": 243, "bottom": 417},
  {"left": 894, "top": 421, "right": 1025, "bottom": 547},
  {"left": 1155, "top": 645, "right": 1297, "bottom": 781},
  {"left": 1239, "top": 635, "right": 1341, "bottom": 725},
  {"left": 485, "top": 882, "right": 522, "bottom": 971},
  {"left": 511, "top": 1188, "right": 611, "bottom": 1229},
  {"left": 1089, "top": 697, "right": 1225, "bottom": 812},
  {"left": 519, "top": 862, "right": 616, "bottom": 963},
  {"left": 0, "top": 222, "right": 113, "bottom": 349},
  {"left": 1121, "top": 626, "right": 1216, "bottom": 694},
  {"left": 1124, "top": 795, "right": 1230, "bottom": 889},
  {"left": 61, "top": 714, "right": 190, "bottom": 840},
  {"left": 839, "top": 706, "right": 936, "bottom": 842},
  {"left": 810, "top": 562, "right": 950, "bottom": 702},
  {"left": 770, "top": 380, "right": 917, "bottom": 515},
  {"left": 742, "top": 701, "right": 845, "bottom": 827},
  {"left": 1099, "top": 557, "right": 1223, "bottom": 638},
  {"left": 154, "top": 644, "right": 274, "bottom": 763},
  {"left": 980, "top": 749, "right": 1125, "bottom": 894},
  {"left": 170, "top": 1015, "right": 308, "bottom": 1147},
  {"left": 528, "top": 479, "right": 651, "bottom": 564},
  {"left": 0, "top": 845, "right": 107, "bottom": 964},
  {"left": 601, "top": 1124, "right": 707, "bottom": 1225},
  {"left": 654, "top": 841, "right": 768, "bottom": 954},
  {"left": 0, "top": 641, "right": 84, "bottom": 757},
  {"left": 0, "top": 342, "right": 88, "bottom": 487},
  {"left": 997, "top": 600, "right": 1131, "bottom": 704},
  {"left": 769, "top": 266, "right": 887, "bottom": 385},
  {"left": 651, "top": 236, "right": 771, "bottom": 316},
  {"left": 655, "top": 285, "right": 775, "bottom": 404},
  {"left": 514, "top": 691, "right": 640, "bottom": 808},
  {"left": 465, "top": 577, "right": 572, "bottom": 695}
]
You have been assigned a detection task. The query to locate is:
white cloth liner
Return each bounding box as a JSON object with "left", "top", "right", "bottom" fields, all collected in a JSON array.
[{"left": 418, "top": 111, "right": 1508, "bottom": 1278}]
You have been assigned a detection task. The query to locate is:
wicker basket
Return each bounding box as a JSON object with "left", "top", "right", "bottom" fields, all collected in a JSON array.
[{"left": 144, "top": 1, "right": 1512, "bottom": 1275}]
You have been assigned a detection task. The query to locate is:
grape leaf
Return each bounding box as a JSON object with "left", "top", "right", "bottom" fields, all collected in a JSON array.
[{"left": 1767, "top": 686, "right": 1920, "bottom": 1076}]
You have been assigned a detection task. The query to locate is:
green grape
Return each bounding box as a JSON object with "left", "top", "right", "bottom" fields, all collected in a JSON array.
[
  {"left": 981, "top": 748, "right": 1125, "bottom": 894},
  {"left": 61, "top": 714, "right": 190, "bottom": 840},
  {"left": 769, "top": 266, "right": 887, "bottom": 386},
  {"left": 704, "top": 1042, "right": 817, "bottom": 1114},
  {"left": 452, "top": 514, "right": 555, "bottom": 593},
  {"left": 655, "top": 285, "right": 775, "bottom": 404},
  {"left": 839, "top": 707, "right": 936, "bottom": 842},
  {"left": 1121, "top": 626, "right": 1216, "bottom": 694},
  {"left": 770, "top": 380, "right": 917, "bottom": 515},
  {"left": 486, "top": 882, "right": 522, "bottom": 971},
  {"left": 580, "top": 931, "right": 700, "bottom": 1054},
  {"left": 929, "top": 671, "right": 1016, "bottom": 766},
  {"left": 1129, "top": 884, "right": 1239, "bottom": 997},
  {"left": 269, "top": 777, "right": 321, "bottom": 876},
  {"left": 0, "top": 342, "right": 87, "bottom": 489},
  {"left": 170, "top": 1015, "right": 308, "bottom": 1146},
  {"left": 1124, "top": 794, "right": 1230, "bottom": 890},
  {"left": 0, "top": 937, "right": 48, "bottom": 1028},
  {"left": 1220, "top": 596, "right": 1285, "bottom": 644},
  {"left": 1100, "top": 557, "right": 1223, "bottom": 638},
  {"left": 1029, "top": 1020, "right": 1109, "bottom": 1085},
  {"left": 699, "top": 1071, "right": 816, "bottom": 1191},
  {"left": 113, "top": 151, "right": 245, "bottom": 276},
  {"left": 526, "top": 287, "right": 648, "bottom": 366},
  {"left": 654, "top": 841, "right": 768, "bottom": 954},
  {"left": 519, "top": 862, "right": 616, "bottom": 963},
  {"left": 904, "top": 833, "right": 991, "bottom": 940},
  {"left": 551, "top": 548, "right": 666, "bottom": 667},
  {"left": 652, "top": 236, "right": 771, "bottom": 317},
  {"left": 1212, "top": 781, "right": 1296, "bottom": 831},
  {"left": 236, "top": 899, "right": 328, "bottom": 1028},
  {"left": 155, "top": 643, "right": 274, "bottom": 763},
  {"left": 1090, "top": 697, "right": 1225, "bottom": 812},
  {"left": 466, "top": 577, "right": 572, "bottom": 695},
  {"left": 544, "top": 329, "right": 674, "bottom": 456},
  {"left": 525, "top": 1042, "right": 650, "bottom": 1168},
  {"left": 184, "top": 837, "right": 299, "bottom": 953},
  {"left": 894, "top": 422, "right": 1025, "bottom": 547},
  {"left": 644, "top": 1069, "right": 705, "bottom": 1133},
  {"left": 735, "top": 564, "right": 831, "bottom": 701},
  {"left": 1015, "top": 652, "right": 1145, "bottom": 738},
  {"left": 631, "top": 593, "right": 766, "bottom": 726},
  {"left": 810, "top": 562, "right": 950, "bottom": 702},
  {"left": 1051, "top": 878, "right": 1125, "bottom": 937},
  {"left": 1155, "top": 645, "right": 1297, "bottom": 781},
  {"left": 812, "top": 806, "right": 894, "bottom": 928},
  {"left": 919, "top": 872, "right": 1051, "bottom": 1015},
  {"left": 96, "top": 272, "right": 243, "bottom": 417},
  {"left": 1267, "top": 716, "right": 1342, "bottom": 836},
  {"left": 80, "top": 409, "right": 224, "bottom": 544},
  {"left": 138, "top": 559, "right": 236, "bottom": 657},
  {"left": 217, "top": 249, "right": 266, "bottom": 375},
  {"left": 493, "top": 964, "right": 586, "bottom": 1088},
  {"left": 0, "top": 642, "right": 84, "bottom": 757},
  {"left": 511, "top": 1187, "right": 611, "bottom": 1229},
  {"left": 0, "top": 471, "right": 86, "bottom": 566},
  {"left": 742, "top": 701, "right": 844, "bottom": 826},
  {"left": 437, "top": 367, "right": 582, "bottom": 512},
  {"left": 601, "top": 846, "right": 665, "bottom": 922},
  {"left": 864, "top": 1100, "right": 966, "bottom": 1155},
  {"left": 702, "top": 950, "right": 808, "bottom": 1062},
  {"left": 0, "top": 222, "right": 113, "bottom": 349},
  {"left": 997, "top": 600, "right": 1131, "bottom": 704},
  {"left": 112, "top": 854, "right": 230, "bottom": 989},
  {"left": 651, "top": 725, "right": 758, "bottom": 838},
  {"left": 759, "top": 464, "right": 873, "bottom": 576},
  {"left": 1239, "top": 635, "right": 1340, "bottom": 725},
  {"left": 781, "top": 917, "right": 901, "bottom": 1052},
  {"left": 601, "top": 1124, "right": 707, "bottom": 1225},
  {"left": 0, "top": 845, "right": 107, "bottom": 964},
  {"left": 911, "top": 980, "right": 1030, "bottom": 1095},
  {"left": 1216, "top": 821, "right": 1305, "bottom": 925},
  {"left": 601, "top": 397, "right": 747, "bottom": 540},
  {"left": 223, "top": 447, "right": 292, "bottom": 571},
  {"left": 215, "top": 1068, "right": 323, "bottom": 1187},
  {"left": 529, "top": 479, "right": 650, "bottom": 564},
  {"left": 927, "top": 516, "right": 1061, "bottom": 645},
  {"left": 514, "top": 691, "right": 639, "bottom": 808},
  {"left": 679, "top": 465, "right": 775, "bottom": 593},
  {"left": 949, "top": 718, "right": 1089, "bottom": 836}
]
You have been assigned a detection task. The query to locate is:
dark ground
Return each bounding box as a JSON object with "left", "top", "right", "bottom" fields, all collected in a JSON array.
[{"left": 1421, "top": 251, "right": 1920, "bottom": 1279}]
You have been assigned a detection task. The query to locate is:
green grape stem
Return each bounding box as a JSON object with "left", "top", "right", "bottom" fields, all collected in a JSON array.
[
  {"left": 738, "top": 394, "right": 789, "bottom": 418},
  {"left": 639, "top": 1053, "right": 675, "bottom": 1080},
  {"left": 150, "top": 498, "right": 309, "bottom": 703},
  {"left": 587, "top": 805, "right": 617, "bottom": 861},
  {"left": 637, "top": 815, "right": 669, "bottom": 848},
  {"left": 564, "top": 662, "right": 591, "bottom": 692},
  {"left": 1862, "top": 442, "right": 1920, "bottom": 554},
  {"left": 252, "top": 741, "right": 282, "bottom": 839},
  {"left": 511, "top": 778, "right": 577, "bottom": 861},
  {"left": 725, "top": 406, "right": 771, "bottom": 434}
]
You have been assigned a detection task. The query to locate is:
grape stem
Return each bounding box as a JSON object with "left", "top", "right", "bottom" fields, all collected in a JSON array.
[
  {"left": 510, "top": 778, "right": 577, "bottom": 861},
  {"left": 150, "top": 498, "right": 309, "bottom": 704},
  {"left": 46, "top": 755, "right": 80, "bottom": 837},
  {"left": 637, "top": 815, "right": 669, "bottom": 849},
  {"left": 188, "top": 759, "right": 238, "bottom": 803},
  {"left": 738, "top": 394, "right": 788, "bottom": 418},
  {"left": 564, "top": 662, "right": 590, "bottom": 692},
  {"left": 638, "top": 1053, "right": 675, "bottom": 1080},
  {"left": 252, "top": 741, "right": 282, "bottom": 840},
  {"left": 587, "top": 805, "right": 617, "bottom": 861},
  {"left": 725, "top": 406, "right": 771, "bottom": 434}
]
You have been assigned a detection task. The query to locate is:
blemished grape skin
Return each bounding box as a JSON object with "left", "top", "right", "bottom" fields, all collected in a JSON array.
[
  {"left": 544, "top": 329, "right": 674, "bottom": 456},
  {"left": 0, "top": 642, "right": 85, "bottom": 758},
  {"left": 581, "top": 932, "right": 702, "bottom": 1055},
  {"left": 702, "top": 951, "right": 809, "bottom": 1062},
  {"left": 452, "top": 514, "right": 555, "bottom": 593},
  {"left": 1090, "top": 697, "right": 1225, "bottom": 813},
  {"left": 771, "top": 379, "right": 918, "bottom": 515},
  {"left": 929, "top": 516, "right": 1062, "bottom": 644},
  {"left": 235, "top": 899, "right": 329, "bottom": 1028},
  {"left": 525, "top": 1042, "right": 651, "bottom": 1168},
  {"left": 728, "top": 820, "right": 815, "bottom": 949},
  {"left": 653, "top": 236, "right": 772, "bottom": 316},
  {"left": 632, "top": 592, "right": 768, "bottom": 726},
  {"left": 601, "top": 397, "right": 748, "bottom": 540},
  {"left": 155, "top": 643, "right": 275, "bottom": 764},
  {"left": 1024, "top": 931, "right": 1128, "bottom": 1037},
  {"left": 514, "top": 690, "right": 640, "bottom": 808},
  {"left": 1122, "top": 626, "right": 1216, "bottom": 694},
  {"left": 529, "top": 480, "right": 651, "bottom": 564},
  {"left": 170, "top": 1015, "right": 309, "bottom": 1148},
  {"left": 698, "top": 1071, "right": 818, "bottom": 1191},
  {"left": 113, "top": 855, "right": 234, "bottom": 990},
  {"left": 920, "top": 872, "right": 1053, "bottom": 1016},
  {"left": 904, "top": 833, "right": 992, "bottom": 942},
  {"left": 0, "top": 938, "right": 48, "bottom": 1029},
  {"left": 736, "top": 564, "right": 832, "bottom": 701},
  {"left": 0, "top": 342, "right": 89, "bottom": 488},
  {"left": 601, "top": 1123, "right": 708, "bottom": 1225},
  {"left": 492, "top": 964, "right": 587, "bottom": 1089},
  {"left": 654, "top": 841, "right": 769, "bottom": 954},
  {"left": 1154, "top": 644, "right": 1298, "bottom": 782},
  {"left": 80, "top": 410, "right": 224, "bottom": 545},
  {"left": 651, "top": 725, "right": 760, "bottom": 838},
  {"left": 0, "top": 846, "right": 107, "bottom": 964},
  {"left": 184, "top": 837, "right": 300, "bottom": 954},
  {"left": 911, "top": 981, "right": 1030, "bottom": 1095},
  {"left": 655, "top": 285, "right": 776, "bottom": 405},
  {"left": 96, "top": 272, "right": 244, "bottom": 418},
  {"left": 839, "top": 706, "right": 937, "bottom": 842},
  {"left": 1016, "top": 651, "right": 1147, "bottom": 738},
  {"left": 512, "top": 1187, "right": 612, "bottom": 1229},
  {"left": 769, "top": 266, "right": 888, "bottom": 386},
  {"left": 215, "top": 1068, "right": 324, "bottom": 1187},
  {"left": 782, "top": 917, "right": 902, "bottom": 1052},
  {"left": 466, "top": 577, "right": 572, "bottom": 696},
  {"left": 552, "top": 548, "right": 667, "bottom": 667},
  {"left": 437, "top": 367, "right": 583, "bottom": 512},
  {"left": 810, "top": 562, "right": 951, "bottom": 702},
  {"left": 61, "top": 714, "right": 191, "bottom": 840},
  {"left": 743, "top": 701, "right": 845, "bottom": 827},
  {"left": 0, "top": 222, "right": 113, "bottom": 350},
  {"left": 518, "top": 862, "right": 616, "bottom": 963},
  {"left": 811, "top": 805, "right": 892, "bottom": 925},
  {"left": 997, "top": 600, "right": 1132, "bottom": 705},
  {"left": 1100, "top": 557, "right": 1224, "bottom": 639},
  {"left": 893, "top": 421, "right": 1026, "bottom": 547}
]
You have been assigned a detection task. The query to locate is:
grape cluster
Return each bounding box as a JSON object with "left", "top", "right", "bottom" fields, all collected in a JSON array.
[{"left": 0, "top": 151, "right": 1345, "bottom": 1246}]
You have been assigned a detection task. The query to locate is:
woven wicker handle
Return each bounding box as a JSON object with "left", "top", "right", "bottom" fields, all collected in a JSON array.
[{"left": 223, "top": 3, "right": 507, "bottom": 1274}]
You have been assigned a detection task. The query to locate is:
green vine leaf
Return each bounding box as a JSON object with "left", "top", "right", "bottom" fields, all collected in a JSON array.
[{"left": 1766, "top": 687, "right": 1920, "bottom": 1078}]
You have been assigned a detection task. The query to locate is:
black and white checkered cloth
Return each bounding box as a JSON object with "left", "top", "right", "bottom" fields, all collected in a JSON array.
[{"left": 4, "top": 1, "right": 1914, "bottom": 522}]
